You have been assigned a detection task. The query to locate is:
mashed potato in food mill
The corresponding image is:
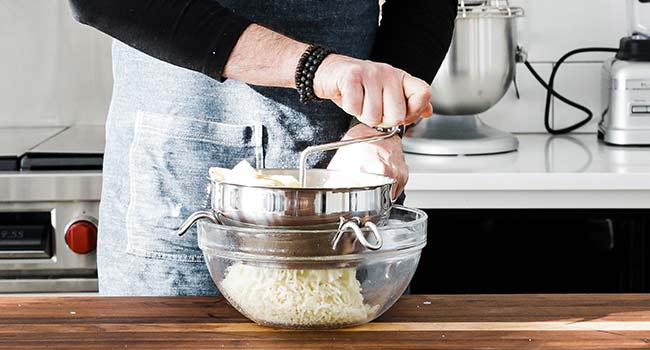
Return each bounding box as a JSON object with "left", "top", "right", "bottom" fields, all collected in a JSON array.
[
  {"left": 220, "top": 263, "right": 379, "bottom": 328},
  {"left": 209, "top": 160, "right": 365, "bottom": 188},
  {"left": 210, "top": 160, "right": 302, "bottom": 187}
]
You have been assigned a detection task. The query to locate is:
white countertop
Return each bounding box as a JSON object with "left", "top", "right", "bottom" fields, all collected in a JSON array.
[{"left": 404, "top": 133, "right": 650, "bottom": 209}]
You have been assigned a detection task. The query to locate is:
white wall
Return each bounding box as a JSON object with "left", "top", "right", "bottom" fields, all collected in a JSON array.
[
  {"left": 0, "top": 0, "right": 112, "bottom": 127},
  {"left": 480, "top": 0, "right": 627, "bottom": 133}
]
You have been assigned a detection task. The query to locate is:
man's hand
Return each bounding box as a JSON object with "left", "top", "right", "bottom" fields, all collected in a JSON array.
[
  {"left": 314, "top": 54, "right": 433, "bottom": 128},
  {"left": 328, "top": 123, "right": 408, "bottom": 199}
]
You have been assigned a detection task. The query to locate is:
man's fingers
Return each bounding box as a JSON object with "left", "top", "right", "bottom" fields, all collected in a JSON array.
[
  {"left": 391, "top": 171, "right": 400, "bottom": 199},
  {"left": 382, "top": 69, "right": 407, "bottom": 127},
  {"left": 391, "top": 164, "right": 408, "bottom": 199},
  {"left": 405, "top": 111, "right": 421, "bottom": 125},
  {"left": 420, "top": 102, "right": 433, "bottom": 118},
  {"left": 391, "top": 172, "right": 406, "bottom": 200},
  {"left": 403, "top": 75, "right": 432, "bottom": 119},
  {"left": 401, "top": 101, "right": 433, "bottom": 125},
  {"left": 361, "top": 161, "right": 408, "bottom": 200},
  {"left": 336, "top": 61, "right": 431, "bottom": 128},
  {"left": 339, "top": 71, "right": 364, "bottom": 118},
  {"left": 360, "top": 75, "right": 383, "bottom": 127}
]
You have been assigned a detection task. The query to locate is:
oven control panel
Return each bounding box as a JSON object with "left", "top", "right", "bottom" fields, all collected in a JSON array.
[
  {"left": 64, "top": 218, "right": 98, "bottom": 255},
  {"left": 0, "top": 202, "right": 99, "bottom": 293}
]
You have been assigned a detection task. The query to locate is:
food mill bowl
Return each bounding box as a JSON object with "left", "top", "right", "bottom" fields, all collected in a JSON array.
[
  {"left": 197, "top": 206, "right": 427, "bottom": 329},
  {"left": 211, "top": 168, "right": 395, "bottom": 228}
]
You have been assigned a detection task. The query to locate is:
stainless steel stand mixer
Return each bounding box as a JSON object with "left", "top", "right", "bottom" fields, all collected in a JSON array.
[{"left": 403, "top": 0, "right": 524, "bottom": 156}]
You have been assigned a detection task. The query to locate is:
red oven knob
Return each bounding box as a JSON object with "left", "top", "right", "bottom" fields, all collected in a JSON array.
[{"left": 65, "top": 220, "right": 98, "bottom": 254}]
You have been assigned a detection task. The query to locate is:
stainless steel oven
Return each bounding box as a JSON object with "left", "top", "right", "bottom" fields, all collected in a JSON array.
[{"left": 0, "top": 126, "right": 103, "bottom": 293}]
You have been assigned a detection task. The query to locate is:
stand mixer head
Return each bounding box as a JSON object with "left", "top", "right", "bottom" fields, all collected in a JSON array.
[{"left": 403, "top": 0, "right": 524, "bottom": 156}]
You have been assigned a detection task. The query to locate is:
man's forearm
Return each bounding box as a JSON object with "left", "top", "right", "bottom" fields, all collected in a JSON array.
[{"left": 223, "top": 24, "right": 308, "bottom": 89}]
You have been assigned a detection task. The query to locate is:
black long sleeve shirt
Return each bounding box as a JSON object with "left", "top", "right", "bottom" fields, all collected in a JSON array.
[{"left": 68, "top": 0, "right": 456, "bottom": 84}]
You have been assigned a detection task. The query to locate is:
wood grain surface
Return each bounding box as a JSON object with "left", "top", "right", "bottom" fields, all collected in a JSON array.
[{"left": 2, "top": 294, "right": 650, "bottom": 349}]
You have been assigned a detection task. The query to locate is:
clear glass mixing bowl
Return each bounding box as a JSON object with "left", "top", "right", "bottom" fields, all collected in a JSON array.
[{"left": 197, "top": 206, "right": 427, "bottom": 329}]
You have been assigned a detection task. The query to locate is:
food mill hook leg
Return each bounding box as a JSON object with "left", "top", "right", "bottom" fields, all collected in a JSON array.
[
  {"left": 362, "top": 221, "right": 383, "bottom": 250},
  {"left": 331, "top": 217, "right": 354, "bottom": 250},
  {"left": 337, "top": 219, "right": 383, "bottom": 251},
  {"left": 176, "top": 210, "right": 219, "bottom": 236}
]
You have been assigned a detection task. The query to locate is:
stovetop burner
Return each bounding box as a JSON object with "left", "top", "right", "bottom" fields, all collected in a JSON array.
[
  {"left": 0, "top": 127, "right": 64, "bottom": 171},
  {"left": 0, "top": 126, "right": 104, "bottom": 171}
]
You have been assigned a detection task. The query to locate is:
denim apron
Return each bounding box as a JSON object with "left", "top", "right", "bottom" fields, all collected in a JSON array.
[{"left": 97, "top": 0, "right": 379, "bottom": 295}]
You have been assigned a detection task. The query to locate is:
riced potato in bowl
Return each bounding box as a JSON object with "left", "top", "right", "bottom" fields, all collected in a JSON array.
[{"left": 220, "top": 263, "right": 379, "bottom": 328}]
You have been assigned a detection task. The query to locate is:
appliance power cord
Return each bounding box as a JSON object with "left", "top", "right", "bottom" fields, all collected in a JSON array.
[{"left": 523, "top": 47, "right": 619, "bottom": 135}]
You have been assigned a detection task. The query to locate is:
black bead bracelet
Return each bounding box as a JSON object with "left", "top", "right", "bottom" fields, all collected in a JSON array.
[{"left": 295, "top": 45, "right": 334, "bottom": 104}]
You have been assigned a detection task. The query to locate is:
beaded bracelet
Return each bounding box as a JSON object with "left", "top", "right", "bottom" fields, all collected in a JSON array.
[{"left": 295, "top": 45, "right": 334, "bottom": 104}]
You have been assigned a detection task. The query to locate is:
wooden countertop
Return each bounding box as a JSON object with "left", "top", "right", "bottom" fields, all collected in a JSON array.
[{"left": 2, "top": 294, "right": 650, "bottom": 349}]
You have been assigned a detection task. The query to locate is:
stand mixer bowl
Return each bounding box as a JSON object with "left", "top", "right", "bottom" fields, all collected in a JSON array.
[{"left": 431, "top": 1, "right": 523, "bottom": 115}]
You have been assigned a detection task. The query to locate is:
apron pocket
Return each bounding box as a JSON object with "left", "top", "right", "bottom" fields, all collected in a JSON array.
[{"left": 125, "top": 111, "right": 264, "bottom": 262}]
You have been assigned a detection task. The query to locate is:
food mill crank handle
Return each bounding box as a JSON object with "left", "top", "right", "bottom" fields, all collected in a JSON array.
[{"left": 298, "top": 127, "right": 399, "bottom": 186}]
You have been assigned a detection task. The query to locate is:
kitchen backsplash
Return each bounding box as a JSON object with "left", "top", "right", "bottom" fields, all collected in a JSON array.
[
  {"left": 0, "top": 0, "right": 627, "bottom": 132},
  {"left": 0, "top": 0, "right": 112, "bottom": 127}
]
